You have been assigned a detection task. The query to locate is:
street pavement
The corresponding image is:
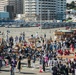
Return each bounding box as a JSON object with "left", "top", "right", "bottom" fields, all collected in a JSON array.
[{"left": 0, "top": 59, "right": 52, "bottom": 75}]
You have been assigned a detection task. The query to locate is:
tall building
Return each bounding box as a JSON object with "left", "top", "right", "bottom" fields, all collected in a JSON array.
[
  {"left": 0, "top": 0, "right": 8, "bottom": 12},
  {"left": 8, "top": 0, "right": 23, "bottom": 14},
  {"left": 23, "top": 0, "right": 66, "bottom": 21},
  {"left": 5, "top": 5, "right": 14, "bottom": 19},
  {"left": 16, "top": 0, "right": 23, "bottom": 14},
  {"left": 8, "top": 0, "right": 16, "bottom": 14},
  {"left": 75, "top": 1, "right": 76, "bottom": 6},
  {"left": 56, "top": 0, "right": 66, "bottom": 20}
]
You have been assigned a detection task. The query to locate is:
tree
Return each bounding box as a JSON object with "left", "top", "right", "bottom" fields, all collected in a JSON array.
[
  {"left": 70, "top": 1, "right": 75, "bottom": 9},
  {"left": 67, "top": 3, "right": 70, "bottom": 9},
  {"left": 67, "top": 17, "right": 72, "bottom": 20},
  {"left": 67, "top": 1, "right": 76, "bottom": 9}
]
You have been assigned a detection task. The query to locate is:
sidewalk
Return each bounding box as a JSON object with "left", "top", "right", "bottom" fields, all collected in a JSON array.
[{"left": 0, "top": 59, "right": 52, "bottom": 75}]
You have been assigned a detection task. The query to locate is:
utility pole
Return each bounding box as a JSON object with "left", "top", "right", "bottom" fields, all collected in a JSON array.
[
  {"left": 40, "top": 1, "right": 42, "bottom": 32},
  {"left": 48, "top": 10, "right": 50, "bottom": 22}
]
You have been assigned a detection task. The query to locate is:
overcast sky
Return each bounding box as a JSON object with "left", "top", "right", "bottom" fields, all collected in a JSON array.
[{"left": 67, "top": 0, "right": 75, "bottom": 3}]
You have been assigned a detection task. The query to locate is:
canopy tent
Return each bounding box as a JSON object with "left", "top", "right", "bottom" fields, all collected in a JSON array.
[{"left": 58, "top": 30, "right": 73, "bottom": 33}]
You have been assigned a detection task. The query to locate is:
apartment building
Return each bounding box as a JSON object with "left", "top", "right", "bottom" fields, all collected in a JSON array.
[
  {"left": 0, "top": 0, "right": 66, "bottom": 21},
  {"left": 75, "top": 1, "right": 76, "bottom": 6},
  {"left": 8, "top": 0, "right": 23, "bottom": 14},
  {"left": 23, "top": 0, "right": 66, "bottom": 21},
  {"left": 0, "top": 0, "right": 8, "bottom": 11},
  {"left": 23, "top": 0, "right": 56, "bottom": 20},
  {"left": 16, "top": 0, "right": 23, "bottom": 14},
  {"left": 56, "top": 0, "right": 66, "bottom": 20}
]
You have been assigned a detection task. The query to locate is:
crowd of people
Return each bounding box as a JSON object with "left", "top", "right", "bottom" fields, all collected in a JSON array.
[{"left": 0, "top": 31, "right": 76, "bottom": 75}]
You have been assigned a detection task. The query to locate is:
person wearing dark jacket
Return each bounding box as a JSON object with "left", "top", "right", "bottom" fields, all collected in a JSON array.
[
  {"left": 17, "top": 60, "right": 21, "bottom": 73},
  {"left": 71, "top": 62, "right": 75, "bottom": 75},
  {"left": 65, "top": 66, "right": 69, "bottom": 75},
  {"left": 52, "top": 65, "right": 58, "bottom": 75},
  {"left": 27, "top": 55, "right": 31, "bottom": 68},
  {"left": 0, "top": 58, "right": 2, "bottom": 72},
  {"left": 43, "top": 58, "right": 45, "bottom": 72}
]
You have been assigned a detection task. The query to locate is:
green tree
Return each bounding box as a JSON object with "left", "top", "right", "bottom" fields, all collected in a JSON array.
[
  {"left": 67, "top": 1, "right": 75, "bottom": 9},
  {"left": 70, "top": 1, "right": 75, "bottom": 9}
]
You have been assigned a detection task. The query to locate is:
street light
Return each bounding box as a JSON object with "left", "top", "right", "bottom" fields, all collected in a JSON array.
[
  {"left": 40, "top": 2, "right": 42, "bottom": 27},
  {"left": 48, "top": 10, "right": 50, "bottom": 22},
  {"left": 40, "top": 1, "right": 42, "bottom": 32}
]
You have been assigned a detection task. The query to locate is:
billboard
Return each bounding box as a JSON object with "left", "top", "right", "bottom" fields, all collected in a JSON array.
[{"left": 0, "top": 12, "right": 9, "bottom": 19}]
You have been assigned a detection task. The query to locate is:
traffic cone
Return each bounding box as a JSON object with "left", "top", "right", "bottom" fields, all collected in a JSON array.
[{"left": 39, "top": 65, "right": 43, "bottom": 73}]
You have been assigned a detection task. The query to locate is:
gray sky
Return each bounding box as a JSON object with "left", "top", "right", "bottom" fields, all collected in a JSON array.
[{"left": 67, "top": 0, "right": 75, "bottom": 3}]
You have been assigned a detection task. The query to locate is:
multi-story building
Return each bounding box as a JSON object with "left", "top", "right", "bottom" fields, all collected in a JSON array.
[
  {"left": 0, "top": 0, "right": 8, "bottom": 12},
  {"left": 5, "top": 5, "right": 15, "bottom": 19},
  {"left": 23, "top": 0, "right": 66, "bottom": 21},
  {"left": 0, "top": 0, "right": 23, "bottom": 19},
  {"left": 8, "top": 0, "right": 23, "bottom": 14},
  {"left": 8, "top": 0, "right": 16, "bottom": 14},
  {"left": 23, "top": 0, "right": 56, "bottom": 20},
  {"left": 75, "top": 1, "right": 76, "bottom": 6},
  {"left": 16, "top": 0, "right": 23, "bottom": 14},
  {"left": 56, "top": 0, "right": 66, "bottom": 20}
]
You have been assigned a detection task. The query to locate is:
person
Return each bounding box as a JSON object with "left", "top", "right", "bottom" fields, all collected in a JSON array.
[
  {"left": 28, "top": 55, "right": 31, "bottom": 68},
  {"left": 10, "top": 58, "right": 15, "bottom": 75},
  {"left": 14, "top": 60, "right": 17, "bottom": 73},
  {"left": 36, "top": 32, "right": 38, "bottom": 38},
  {"left": 70, "top": 44, "right": 74, "bottom": 52},
  {"left": 71, "top": 62, "right": 75, "bottom": 75},
  {"left": 23, "top": 32, "right": 25, "bottom": 41},
  {"left": 44, "top": 33, "right": 46, "bottom": 38},
  {"left": 17, "top": 60, "right": 21, "bottom": 73},
  {"left": 43, "top": 57, "right": 45, "bottom": 72},
  {"left": 52, "top": 65, "right": 58, "bottom": 75},
  {"left": 49, "top": 43, "right": 53, "bottom": 51},
  {"left": 44, "top": 55, "right": 48, "bottom": 67},
  {"left": 39, "top": 55, "right": 43, "bottom": 65},
  {"left": 32, "top": 55, "right": 36, "bottom": 68},
  {"left": 48, "top": 58, "right": 53, "bottom": 73},
  {"left": 15, "top": 36, "right": 18, "bottom": 44},
  {"left": 9, "top": 36, "right": 14, "bottom": 48},
  {"left": 0, "top": 57, "right": 2, "bottom": 72},
  {"left": 19, "top": 36, "right": 22, "bottom": 43},
  {"left": 65, "top": 65, "right": 69, "bottom": 75}
]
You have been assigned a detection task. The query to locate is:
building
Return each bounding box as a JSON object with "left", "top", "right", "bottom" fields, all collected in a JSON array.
[
  {"left": 56, "top": 0, "right": 66, "bottom": 20},
  {"left": 8, "top": 0, "right": 16, "bottom": 14},
  {"left": 0, "top": 0, "right": 23, "bottom": 20},
  {"left": 23, "top": 0, "right": 57, "bottom": 21},
  {"left": 16, "top": 0, "right": 23, "bottom": 14},
  {"left": 5, "top": 5, "right": 15, "bottom": 19},
  {"left": 0, "top": 0, "right": 8, "bottom": 12},
  {"left": 8, "top": 0, "right": 23, "bottom": 14},
  {"left": 75, "top": 1, "right": 76, "bottom": 6},
  {"left": 23, "top": 0, "right": 66, "bottom": 21},
  {"left": 4, "top": 0, "right": 24, "bottom": 19},
  {"left": 0, "top": 12, "right": 9, "bottom": 20}
]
